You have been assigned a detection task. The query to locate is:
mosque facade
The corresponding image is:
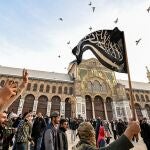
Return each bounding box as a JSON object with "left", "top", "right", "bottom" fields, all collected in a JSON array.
[{"left": 0, "top": 58, "right": 150, "bottom": 121}]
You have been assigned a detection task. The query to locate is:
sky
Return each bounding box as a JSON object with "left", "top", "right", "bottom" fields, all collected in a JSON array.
[{"left": 0, "top": 0, "right": 150, "bottom": 82}]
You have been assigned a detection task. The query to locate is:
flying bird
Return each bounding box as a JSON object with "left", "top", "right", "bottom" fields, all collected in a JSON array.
[
  {"left": 67, "top": 41, "right": 70, "bottom": 45},
  {"left": 88, "top": 2, "right": 92, "bottom": 6},
  {"left": 147, "top": 6, "right": 150, "bottom": 13},
  {"left": 89, "top": 26, "right": 92, "bottom": 31},
  {"left": 92, "top": 7, "right": 95, "bottom": 13},
  {"left": 114, "top": 18, "right": 118, "bottom": 24},
  {"left": 135, "top": 38, "right": 142, "bottom": 45},
  {"left": 58, "top": 55, "right": 61, "bottom": 58},
  {"left": 59, "top": 18, "right": 63, "bottom": 21}
]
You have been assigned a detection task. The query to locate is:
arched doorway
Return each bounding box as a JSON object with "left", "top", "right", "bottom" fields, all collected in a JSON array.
[
  {"left": 51, "top": 96, "right": 61, "bottom": 114},
  {"left": 85, "top": 95, "right": 93, "bottom": 120},
  {"left": 135, "top": 103, "right": 143, "bottom": 120},
  {"left": 37, "top": 95, "right": 48, "bottom": 116},
  {"left": 145, "top": 104, "right": 150, "bottom": 118},
  {"left": 94, "top": 96, "right": 105, "bottom": 119},
  {"left": 8, "top": 96, "right": 21, "bottom": 114},
  {"left": 106, "top": 97, "right": 113, "bottom": 121},
  {"left": 65, "top": 98, "right": 71, "bottom": 118},
  {"left": 22, "top": 94, "right": 35, "bottom": 114}
]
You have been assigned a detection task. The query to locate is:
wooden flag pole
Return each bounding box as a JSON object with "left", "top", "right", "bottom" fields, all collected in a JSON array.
[{"left": 123, "top": 32, "right": 137, "bottom": 121}]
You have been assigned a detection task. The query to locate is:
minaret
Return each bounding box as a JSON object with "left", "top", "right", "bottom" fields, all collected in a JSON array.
[{"left": 146, "top": 66, "right": 150, "bottom": 83}]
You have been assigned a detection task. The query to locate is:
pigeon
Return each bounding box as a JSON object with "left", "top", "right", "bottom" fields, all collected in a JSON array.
[
  {"left": 88, "top": 1, "right": 92, "bottom": 6},
  {"left": 67, "top": 41, "right": 70, "bottom": 45},
  {"left": 89, "top": 26, "right": 92, "bottom": 31},
  {"left": 92, "top": 7, "right": 95, "bottom": 13},
  {"left": 135, "top": 38, "right": 142, "bottom": 45},
  {"left": 114, "top": 18, "right": 118, "bottom": 24},
  {"left": 147, "top": 6, "right": 150, "bottom": 13},
  {"left": 59, "top": 18, "right": 63, "bottom": 21}
]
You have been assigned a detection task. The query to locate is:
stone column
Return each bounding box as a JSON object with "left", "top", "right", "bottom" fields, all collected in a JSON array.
[
  {"left": 72, "top": 101, "right": 76, "bottom": 118},
  {"left": 32, "top": 99, "right": 38, "bottom": 114},
  {"left": 141, "top": 108, "right": 148, "bottom": 118},
  {"left": 92, "top": 101, "right": 95, "bottom": 119},
  {"left": 17, "top": 98, "right": 25, "bottom": 115},
  {"left": 46, "top": 101, "right": 51, "bottom": 116},
  {"left": 111, "top": 101, "right": 117, "bottom": 119},
  {"left": 60, "top": 101, "right": 65, "bottom": 117},
  {"left": 103, "top": 102, "right": 108, "bottom": 120},
  {"left": 122, "top": 101, "right": 128, "bottom": 120}
]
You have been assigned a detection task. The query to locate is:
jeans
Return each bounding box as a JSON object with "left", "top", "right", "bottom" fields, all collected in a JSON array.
[
  {"left": 99, "top": 139, "right": 106, "bottom": 148},
  {"left": 33, "top": 137, "right": 43, "bottom": 150},
  {"left": 71, "top": 130, "right": 76, "bottom": 142},
  {"left": 16, "top": 142, "right": 28, "bottom": 150}
]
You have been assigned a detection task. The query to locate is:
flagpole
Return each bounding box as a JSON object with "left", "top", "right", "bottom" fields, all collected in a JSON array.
[{"left": 122, "top": 32, "right": 137, "bottom": 121}]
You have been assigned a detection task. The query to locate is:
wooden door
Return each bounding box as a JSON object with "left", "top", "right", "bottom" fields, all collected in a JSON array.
[
  {"left": 22, "top": 94, "right": 35, "bottom": 114},
  {"left": 85, "top": 95, "right": 93, "bottom": 120},
  {"left": 51, "top": 96, "right": 61, "bottom": 114},
  {"left": 37, "top": 95, "right": 48, "bottom": 116},
  {"left": 65, "top": 98, "right": 71, "bottom": 118}
]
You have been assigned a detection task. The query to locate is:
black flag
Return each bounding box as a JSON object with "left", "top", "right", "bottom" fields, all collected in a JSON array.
[{"left": 72, "top": 27, "right": 127, "bottom": 73}]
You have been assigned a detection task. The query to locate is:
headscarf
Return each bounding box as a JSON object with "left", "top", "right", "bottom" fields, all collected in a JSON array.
[{"left": 77, "top": 122, "right": 96, "bottom": 147}]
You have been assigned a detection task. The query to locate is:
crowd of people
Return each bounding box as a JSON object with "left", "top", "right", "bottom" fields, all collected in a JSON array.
[{"left": 0, "top": 69, "right": 150, "bottom": 150}]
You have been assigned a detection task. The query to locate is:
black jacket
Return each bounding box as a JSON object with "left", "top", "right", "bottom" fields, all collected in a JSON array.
[
  {"left": 58, "top": 127, "right": 68, "bottom": 150},
  {"left": 141, "top": 122, "right": 150, "bottom": 140},
  {"left": 32, "top": 117, "right": 46, "bottom": 138}
]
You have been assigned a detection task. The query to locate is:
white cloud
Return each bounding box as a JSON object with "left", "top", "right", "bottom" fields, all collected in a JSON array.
[{"left": 0, "top": 0, "right": 149, "bottom": 82}]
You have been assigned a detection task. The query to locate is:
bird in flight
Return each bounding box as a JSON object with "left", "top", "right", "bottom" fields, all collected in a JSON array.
[
  {"left": 58, "top": 55, "right": 61, "bottom": 58},
  {"left": 92, "top": 7, "right": 95, "bottom": 13},
  {"left": 147, "top": 6, "right": 150, "bottom": 13},
  {"left": 59, "top": 18, "right": 63, "bottom": 21},
  {"left": 114, "top": 18, "right": 118, "bottom": 23},
  {"left": 67, "top": 41, "right": 70, "bottom": 45},
  {"left": 89, "top": 26, "right": 92, "bottom": 31},
  {"left": 88, "top": 1, "right": 92, "bottom": 6},
  {"left": 135, "top": 38, "right": 142, "bottom": 45}
]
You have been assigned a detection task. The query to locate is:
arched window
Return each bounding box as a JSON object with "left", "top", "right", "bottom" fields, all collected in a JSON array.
[
  {"left": 39, "top": 84, "right": 44, "bottom": 92},
  {"left": 22, "top": 94, "right": 35, "bottom": 114},
  {"left": 46, "top": 85, "right": 50, "bottom": 93},
  {"left": 27, "top": 83, "right": 31, "bottom": 91},
  {"left": 145, "top": 95, "right": 149, "bottom": 102},
  {"left": 52, "top": 86, "right": 56, "bottom": 93},
  {"left": 33, "top": 84, "right": 37, "bottom": 91},
  {"left": 64, "top": 87, "right": 68, "bottom": 94},
  {"left": 69, "top": 87, "right": 73, "bottom": 95},
  {"left": 37, "top": 95, "right": 48, "bottom": 115},
  {"left": 141, "top": 94, "right": 145, "bottom": 102},
  {"left": 126, "top": 93, "right": 130, "bottom": 100},
  {"left": 135, "top": 94, "right": 140, "bottom": 101},
  {"left": 0, "top": 80, "right": 5, "bottom": 87},
  {"left": 93, "top": 80, "right": 101, "bottom": 92},
  {"left": 58, "top": 86, "right": 62, "bottom": 94}
]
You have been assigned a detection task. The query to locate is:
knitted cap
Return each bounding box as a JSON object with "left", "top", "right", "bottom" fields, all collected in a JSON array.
[{"left": 50, "top": 111, "right": 59, "bottom": 118}]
